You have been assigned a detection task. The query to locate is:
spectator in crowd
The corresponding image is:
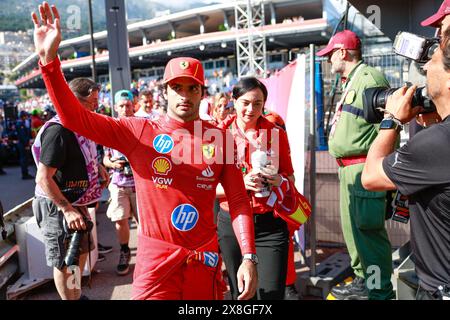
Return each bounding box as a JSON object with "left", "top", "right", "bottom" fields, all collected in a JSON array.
[
  {"left": 153, "top": 90, "right": 168, "bottom": 117},
  {"left": 96, "top": 104, "right": 110, "bottom": 116},
  {"left": 31, "top": 109, "right": 44, "bottom": 138},
  {"left": 0, "top": 115, "right": 6, "bottom": 175},
  {"left": 16, "top": 111, "right": 33, "bottom": 180},
  {"left": 131, "top": 88, "right": 139, "bottom": 112},
  {"left": 134, "top": 89, "right": 159, "bottom": 119},
  {"left": 211, "top": 93, "right": 232, "bottom": 126},
  {"left": 32, "top": 2, "right": 257, "bottom": 300},
  {"left": 199, "top": 87, "right": 214, "bottom": 121},
  {"left": 103, "top": 90, "right": 138, "bottom": 276},
  {"left": 31, "top": 77, "right": 109, "bottom": 300}
]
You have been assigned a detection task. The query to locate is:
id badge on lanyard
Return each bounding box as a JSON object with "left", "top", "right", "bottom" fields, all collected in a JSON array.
[{"left": 329, "top": 65, "right": 364, "bottom": 138}]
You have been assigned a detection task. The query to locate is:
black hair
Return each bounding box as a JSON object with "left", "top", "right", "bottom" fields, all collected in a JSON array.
[{"left": 232, "top": 77, "right": 268, "bottom": 102}]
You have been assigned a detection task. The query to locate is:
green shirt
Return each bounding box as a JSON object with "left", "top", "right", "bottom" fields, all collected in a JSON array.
[{"left": 328, "top": 61, "right": 390, "bottom": 159}]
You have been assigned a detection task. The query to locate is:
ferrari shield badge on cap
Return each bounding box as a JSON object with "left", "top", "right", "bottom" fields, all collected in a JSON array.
[{"left": 180, "top": 61, "right": 190, "bottom": 69}]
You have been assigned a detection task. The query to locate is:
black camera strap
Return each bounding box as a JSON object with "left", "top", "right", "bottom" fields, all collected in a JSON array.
[{"left": 74, "top": 206, "right": 93, "bottom": 289}]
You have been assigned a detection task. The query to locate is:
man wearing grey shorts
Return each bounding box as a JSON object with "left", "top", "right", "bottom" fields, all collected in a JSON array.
[{"left": 32, "top": 78, "right": 108, "bottom": 300}]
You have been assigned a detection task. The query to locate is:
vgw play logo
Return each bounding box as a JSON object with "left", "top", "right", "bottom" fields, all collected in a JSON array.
[{"left": 171, "top": 204, "right": 199, "bottom": 231}]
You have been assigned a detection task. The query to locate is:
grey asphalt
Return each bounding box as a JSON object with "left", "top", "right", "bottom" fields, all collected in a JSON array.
[
  {"left": 0, "top": 165, "right": 37, "bottom": 212},
  {"left": 1, "top": 164, "right": 137, "bottom": 300}
]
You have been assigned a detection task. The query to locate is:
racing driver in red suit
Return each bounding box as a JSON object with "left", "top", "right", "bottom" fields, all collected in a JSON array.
[{"left": 31, "top": 2, "right": 258, "bottom": 300}]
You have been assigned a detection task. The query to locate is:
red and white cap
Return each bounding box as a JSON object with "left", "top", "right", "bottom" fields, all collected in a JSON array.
[
  {"left": 421, "top": 0, "right": 450, "bottom": 27},
  {"left": 163, "top": 57, "right": 205, "bottom": 86},
  {"left": 316, "top": 30, "right": 361, "bottom": 57}
]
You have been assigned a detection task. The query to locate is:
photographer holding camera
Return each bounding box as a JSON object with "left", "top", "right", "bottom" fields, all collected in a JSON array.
[
  {"left": 317, "top": 30, "right": 395, "bottom": 300},
  {"left": 362, "top": 26, "right": 450, "bottom": 300},
  {"left": 32, "top": 77, "right": 109, "bottom": 300},
  {"left": 103, "top": 90, "right": 138, "bottom": 276}
]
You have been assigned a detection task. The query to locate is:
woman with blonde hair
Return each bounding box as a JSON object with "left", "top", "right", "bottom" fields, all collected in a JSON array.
[{"left": 211, "top": 92, "right": 232, "bottom": 125}]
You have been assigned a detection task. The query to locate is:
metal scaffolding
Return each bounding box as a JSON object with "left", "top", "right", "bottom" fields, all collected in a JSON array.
[{"left": 234, "top": 0, "right": 267, "bottom": 78}]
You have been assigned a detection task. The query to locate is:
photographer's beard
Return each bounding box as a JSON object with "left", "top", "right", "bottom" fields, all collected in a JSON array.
[
  {"left": 425, "top": 66, "right": 446, "bottom": 106},
  {"left": 424, "top": 78, "right": 449, "bottom": 122},
  {"left": 426, "top": 82, "right": 441, "bottom": 102}
]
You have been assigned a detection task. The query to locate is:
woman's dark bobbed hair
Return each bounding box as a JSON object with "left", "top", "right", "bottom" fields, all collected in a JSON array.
[{"left": 232, "top": 77, "right": 268, "bottom": 102}]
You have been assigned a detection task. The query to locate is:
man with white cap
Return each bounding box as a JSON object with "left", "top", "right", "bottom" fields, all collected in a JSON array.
[
  {"left": 31, "top": 1, "right": 257, "bottom": 300},
  {"left": 317, "top": 30, "right": 395, "bottom": 300}
]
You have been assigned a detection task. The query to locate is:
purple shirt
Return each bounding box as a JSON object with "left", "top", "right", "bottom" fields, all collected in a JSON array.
[{"left": 105, "top": 147, "right": 135, "bottom": 188}]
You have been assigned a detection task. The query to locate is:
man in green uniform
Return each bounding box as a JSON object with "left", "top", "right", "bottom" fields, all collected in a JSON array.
[{"left": 317, "top": 30, "right": 394, "bottom": 300}]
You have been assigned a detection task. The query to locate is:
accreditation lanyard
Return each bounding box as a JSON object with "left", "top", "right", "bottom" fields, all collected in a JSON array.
[{"left": 329, "top": 64, "right": 365, "bottom": 138}]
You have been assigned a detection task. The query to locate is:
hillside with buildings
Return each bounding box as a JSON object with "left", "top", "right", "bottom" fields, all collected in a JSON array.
[
  {"left": 0, "top": 0, "right": 223, "bottom": 37},
  {"left": 0, "top": 0, "right": 223, "bottom": 82}
]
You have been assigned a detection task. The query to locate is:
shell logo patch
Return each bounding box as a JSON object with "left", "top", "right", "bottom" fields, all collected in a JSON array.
[{"left": 152, "top": 157, "right": 172, "bottom": 175}]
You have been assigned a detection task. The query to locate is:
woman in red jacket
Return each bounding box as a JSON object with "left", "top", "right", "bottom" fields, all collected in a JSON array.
[{"left": 217, "top": 77, "right": 296, "bottom": 300}]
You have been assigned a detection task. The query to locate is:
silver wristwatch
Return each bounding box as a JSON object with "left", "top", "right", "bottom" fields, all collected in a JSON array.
[{"left": 242, "top": 253, "right": 259, "bottom": 265}]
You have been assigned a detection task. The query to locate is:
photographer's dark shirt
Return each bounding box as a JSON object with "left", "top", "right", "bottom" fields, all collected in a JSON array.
[
  {"left": 39, "top": 123, "right": 89, "bottom": 203},
  {"left": 383, "top": 117, "right": 450, "bottom": 292}
]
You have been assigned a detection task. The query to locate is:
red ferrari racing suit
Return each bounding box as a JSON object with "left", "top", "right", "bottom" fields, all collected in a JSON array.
[{"left": 40, "top": 58, "right": 256, "bottom": 299}]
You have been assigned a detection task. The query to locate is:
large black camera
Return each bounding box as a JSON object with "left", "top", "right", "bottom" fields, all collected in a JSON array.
[
  {"left": 116, "top": 156, "right": 133, "bottom": 177},
  {"left": 393, "top": 32, "right": 439, "bottom": 64},
  {"left": 362, "top": 31, "right": 440, "bottom": 124},
  {"left": 363, "top": 86, "right": 436, "bottom": 123},
  {"left": 64, "top": 219, "right": 94, "bottom": 268}
]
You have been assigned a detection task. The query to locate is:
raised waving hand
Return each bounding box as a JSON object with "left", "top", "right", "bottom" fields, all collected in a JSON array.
[{"left": 31, "top": 1, "right": 61, "bottom": 65}]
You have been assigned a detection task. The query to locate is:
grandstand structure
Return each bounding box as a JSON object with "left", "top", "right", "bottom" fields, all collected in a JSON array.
[
  {"left": 12, "top": 0, "right": 382, "bottom": 90},
  {"left": 13, "top": 0, "right": 328, "bottom": 89}
]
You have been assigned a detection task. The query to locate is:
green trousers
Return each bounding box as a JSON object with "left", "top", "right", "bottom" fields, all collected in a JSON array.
[{"left": 339, "top": 163, "right": 394, "bottom": 300}]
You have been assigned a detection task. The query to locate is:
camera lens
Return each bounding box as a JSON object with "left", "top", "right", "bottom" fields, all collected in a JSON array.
[
  {"left": 362, "top": 87, "right": 391, "bottom": 123},
  {"left": 363, "top": 86, "right": 436, "bottom": 123},
  {"left": 64, "top": 220, "right": 93, "bottom": 267}
]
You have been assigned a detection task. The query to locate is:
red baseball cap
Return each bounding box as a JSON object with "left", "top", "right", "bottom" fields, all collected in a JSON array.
[
  {"left": 316, "top": 30, "right": 361, "bottom": 57},
  {"left": 421, "top": 0, "right": 450, "bottom": 27},
  {"left": 163, "top": 57, "right": 205, "bottom": 86}
]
